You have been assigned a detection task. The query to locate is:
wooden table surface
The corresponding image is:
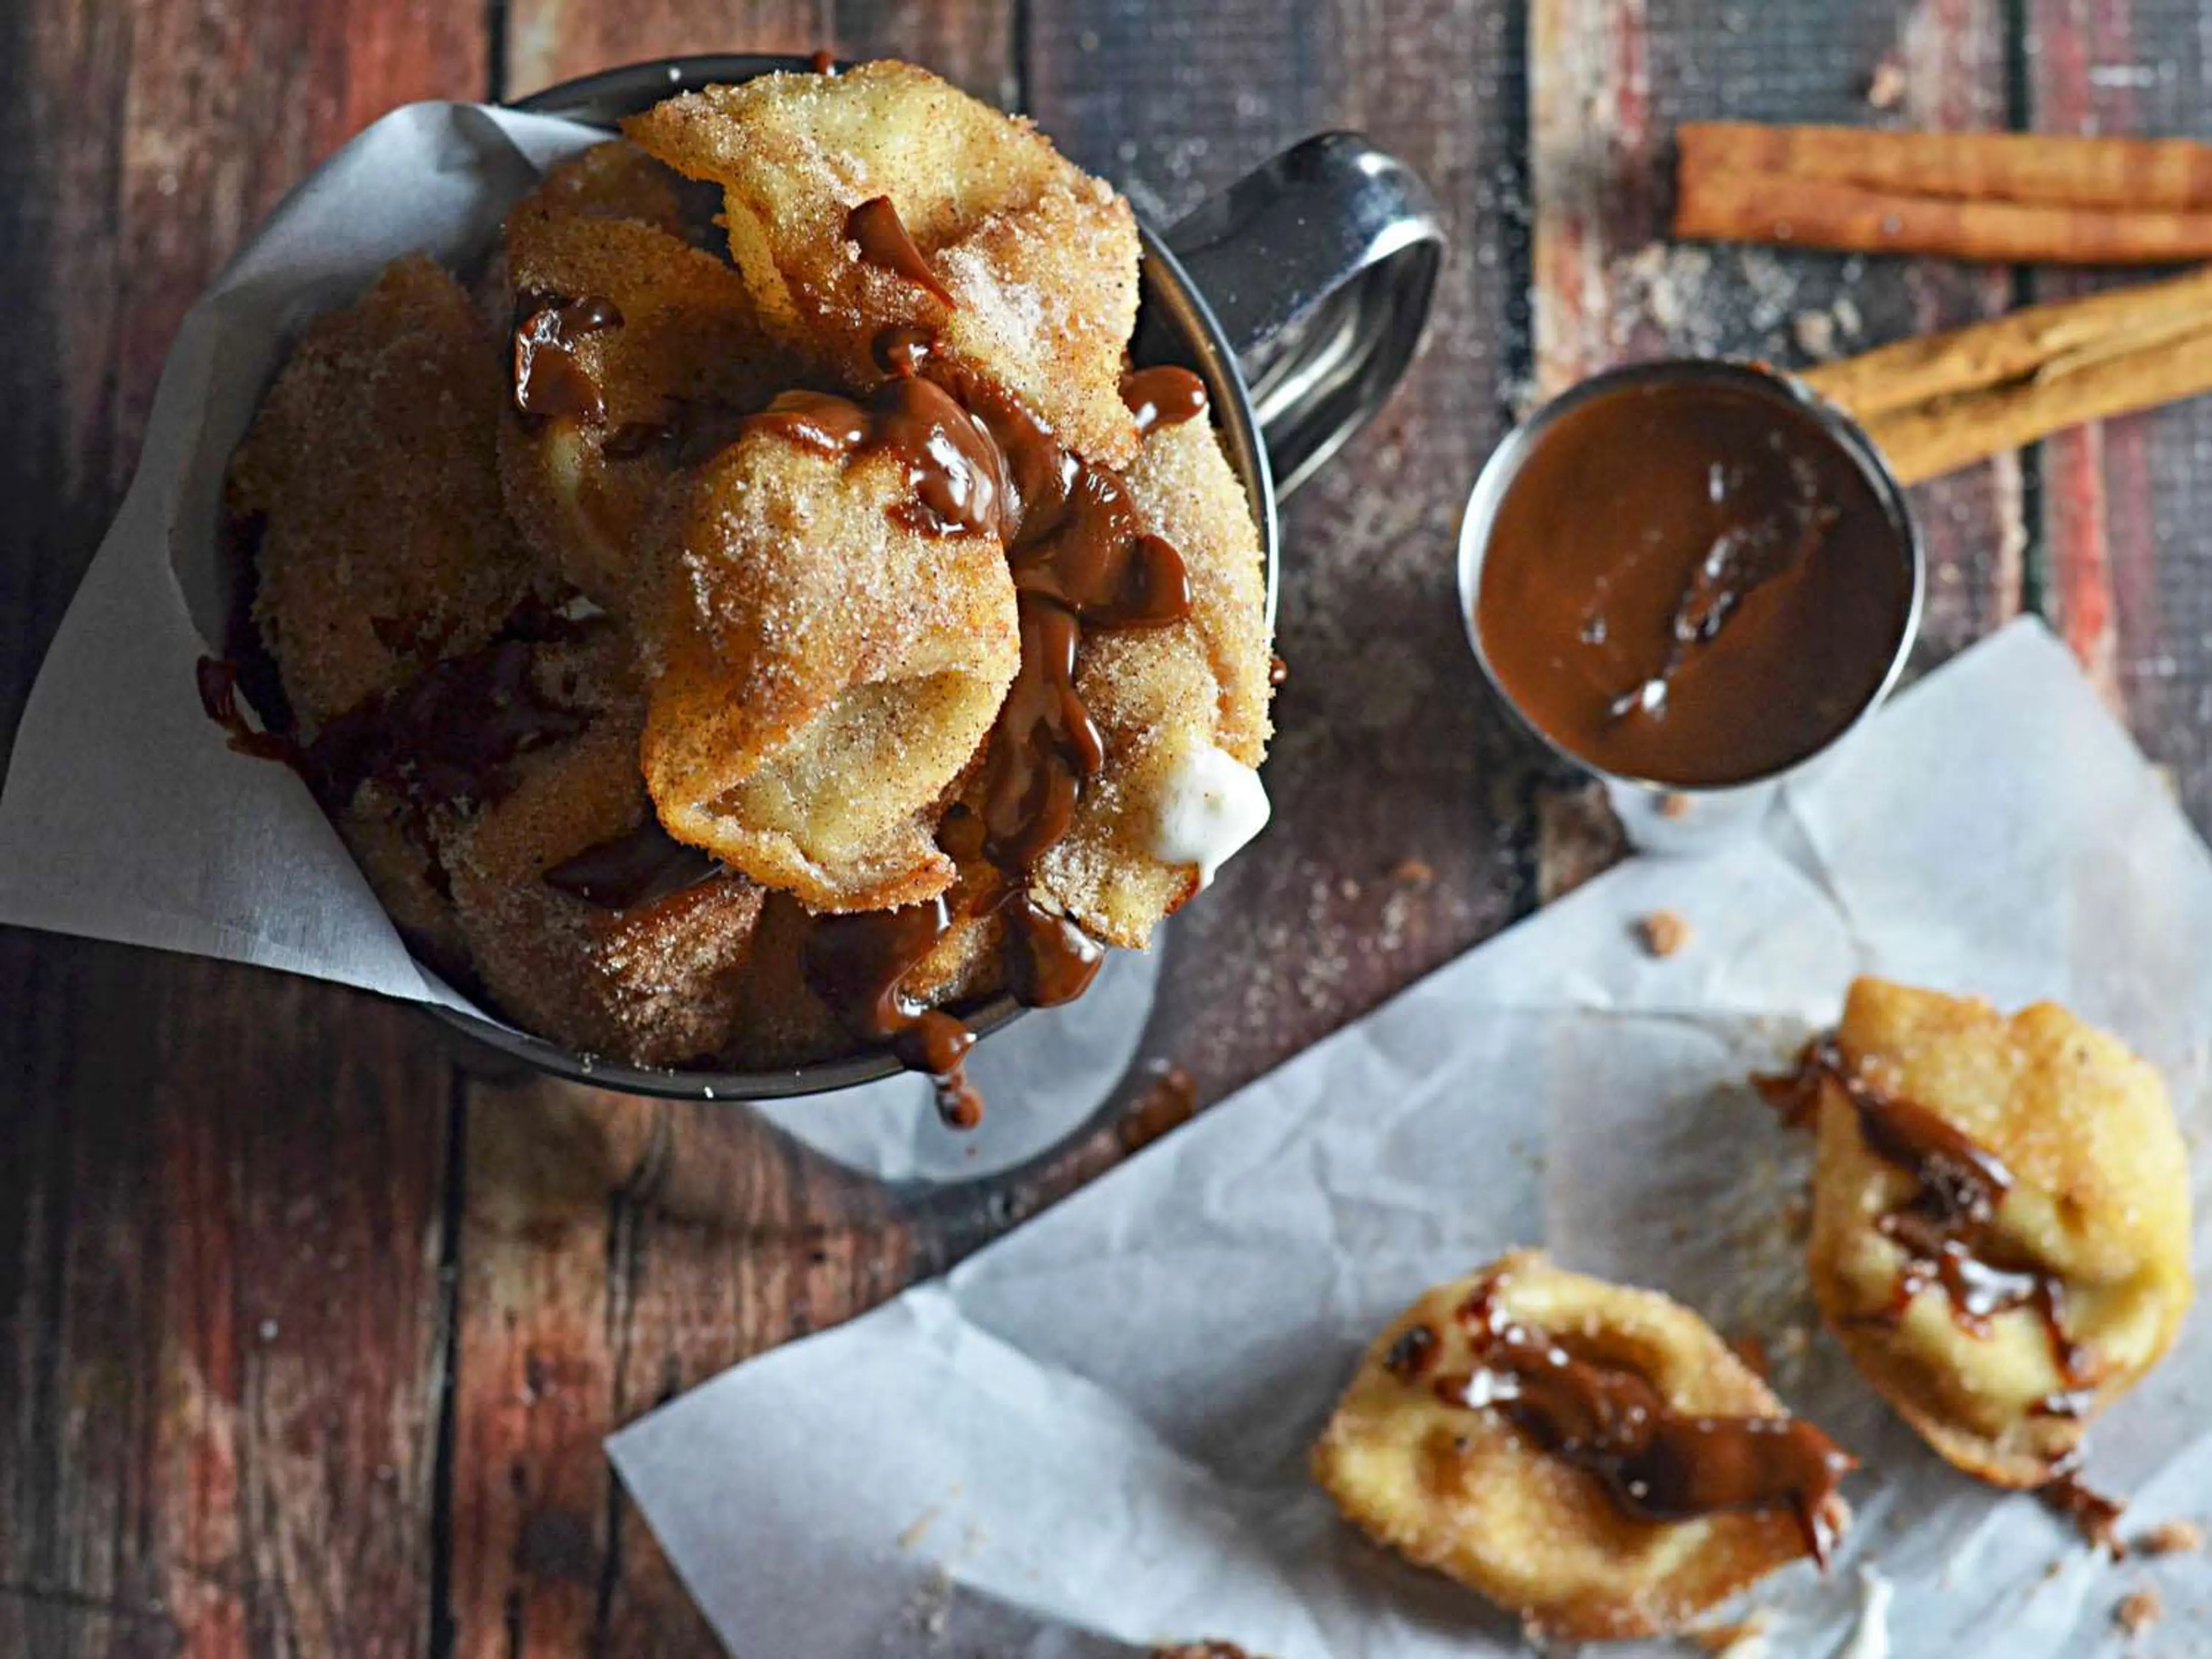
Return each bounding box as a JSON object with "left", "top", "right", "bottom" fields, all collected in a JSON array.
[{"left": 5, "top": 1, "right": 2209, "bottom": 1653}]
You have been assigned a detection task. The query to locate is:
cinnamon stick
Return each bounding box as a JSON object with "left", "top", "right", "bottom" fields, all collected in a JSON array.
[
  {"left": 1676, "top": 123, "right": 2212, "bottom": 264},
  {"left": 1801, "top": 264, "right": 2212, "bottom": 420},
  {"left": 1681, "top": 123, "right": 2212, "bottom": 213},
  {"left": 1800, "top": 268, "right": 2212, "bottom": 485}
]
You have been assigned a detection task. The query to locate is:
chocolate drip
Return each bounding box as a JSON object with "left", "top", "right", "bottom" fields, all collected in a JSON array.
[
  {"left": 804, "top": 897, "right": 982, "bottom": 1127},
  {"left": 543, "top": 818, "right": 718, "bottom": 910},
  {"left": 1381, "top": 1324, "right": 1438, "bottom": 1382},
  {"left": 1002, "top": 895, "right": 1107, "bottom": 1007},
  {"left": 844, "top": 196, "right": 955, "bottom": 306},
  {"left": 809, "top": 47, "right": 837, "bottom": 73},
  {"left": 1430, "top": 1277, "right": 1854, "bottom": 1565},
  {"left": 1120, "top": 365, "right": 1208, "bottom": 435},
  {"left": 306, "top": 630, "right": 590, "bottom": 812},
  {"left": 1268, "top": 654, "right": 1290, "bottom": 687},
  {"left": 1781, "top": 1038, "right": 2093, "bottom": 1384},
  {"left": 745, "top": 381, "right": 1006, "bottom": 537},
  {"left": 982, "top": 596, "right": 1104, "bottom": 869},
  {"left": 2041, "top": 1470, "right": 2127, "bottom": 1554},
  {"left": 195, "top": 656, "right": 308, "bottom": 774},
  {"left": 513, "top": 293, "right": 623, "bottom": 422}
]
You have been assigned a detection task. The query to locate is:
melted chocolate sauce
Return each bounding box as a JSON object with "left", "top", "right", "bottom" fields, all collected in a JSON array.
[
  {"left": 844, "top": 196, "right": 955, "bottom": 306},
  {"left": 803, "top": 897, "right": 983, "bottom": 1127},
  {"left": 1268, "top": 654, "right": 1289, "bottom": 688},
  {"left": 512, "top": 293, "right": 624, "bottom": 423},
  {"left": 1382, "top": 1323, "right": 1439, "bottom": 1382},
  {"left": 746, "top": 381, "right": 1006, "bottom": 536},
  {"left": 1781, "top": 1039, "right": 2092, "bottom": 1384},
  {"left": 1430, "top": 1277, "right": 1854, "bottom": 1565},
  {"left": 1120, "top": 365, "right": 1208, "bottom": 435},
  {"left": 809, "top": 48, "right": 838, "bottom": 73},
  {"left": 195, "top": 656, "right": 308, "bottom": 774},
  {"left": 543, "top": 817, "right": 718, "bottom": 910},
  {"left": 2041, "top": 1470, "right": 2127, "bottom": 1554},
  {"left": 1002, "top": 895, "right": 1107, "bottom": 1006},
  {"left": 306, "top": 627, "right": 590, "bottom": 812},
  {"left": 1474, "top": 374, "right": 1912, "bottom": 786}
]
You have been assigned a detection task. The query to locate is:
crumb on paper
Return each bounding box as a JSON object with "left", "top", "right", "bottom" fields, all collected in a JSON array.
[
  {"left": 896, "top": 1504, "right": 943, "bottom": 1550},
  {"left": 1791, "top": 309, "right": 1838, "bottom": 359},
  {"left": 1656, "top": 790, "right": 1694, "bottom": 819},
  {"left": 2136, "top": 1518, "right": 2203, "bottom": 1556},
  {"left": 1867, "top": 55, "right": 1907, "bottom": 110},
  {"left": 2115, "top": 1588, "right": 2162, "bottom": 1637},
  {"left": 1639, "top": 909, "right": 1692, "bottom": 957}
]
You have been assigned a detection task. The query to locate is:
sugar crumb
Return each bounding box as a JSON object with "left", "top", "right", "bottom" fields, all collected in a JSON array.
[
  {"left": 2135, "top": 1518, "right": 2203, "bottom": 1556},
  {"left": 1639, "top": 909, "right": 1692, "bottom": 957},
  {"left": 1791, "top": 309, "right": 1838, "bottom": 359},
  {"left": 2114, "top": 1588, "right": 2162, "bottom": 1637},
  {"left": 1867, "top": 55, "right": 1907, "bottom": 111}
]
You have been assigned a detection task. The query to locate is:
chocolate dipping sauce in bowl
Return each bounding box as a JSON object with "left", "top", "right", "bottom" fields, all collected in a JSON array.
[{"left": 1458, "top": 360, "right": 1922, "bottom": 843}]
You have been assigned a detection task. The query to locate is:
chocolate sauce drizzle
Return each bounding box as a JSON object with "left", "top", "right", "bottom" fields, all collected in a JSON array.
[
  {"left": 1119, "top": 365, "right": 1208, "bottom": 436},
  {"left": 745, "top": 324, "right": 1202, "bottom": 1124},
  {"left": 513, "top": 293, "right": 624, "bottom": 422},
  {"left": 1403, "top": 1275, "right": 1854, "bottom": 1565},
  {"left": 2041, "top": 1468, "right": 2127, "bottom": 1554},
  {"left": 1772, "top": 1039, "right": 2094, "bottom": 1386},
  {"left": 543, "top": 817, "right": 718, "bottom": 911},
  {"left": 195, "top": 657, "right": 308, "bottom": 775},
  {"left": 843, "top": 196, "right": 955, "bottom": 306}
]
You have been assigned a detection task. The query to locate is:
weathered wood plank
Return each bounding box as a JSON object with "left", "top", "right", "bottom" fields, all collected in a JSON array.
[
  {"left": 440, "top": 14, "right": 1018, "bottom": 1657},
  {"left": 1532, "top": 0, "right": 2024, "bottom": 669},
  {"left": 0, "top": 3, "right": 484, "bottom": 1656},
  {"left": 2022, "top": 0, "right": 2212, "bottom": 834}
]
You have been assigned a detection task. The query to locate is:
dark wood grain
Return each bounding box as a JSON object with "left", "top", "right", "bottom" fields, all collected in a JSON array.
[
  {"left": 0, "top": 5, "right": 483, "bottom": 1657},
  {"left": 2022, "top": 0, "right": 2212, "bottom": 834}
]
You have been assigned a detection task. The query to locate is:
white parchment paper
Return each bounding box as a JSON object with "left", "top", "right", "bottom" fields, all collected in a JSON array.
[
  {"left": 0, "top": 100, "right": 1161, "bottom": 1177},
  {"left": 611, "top": 622, "right": 2212, "bottom": 1659}
]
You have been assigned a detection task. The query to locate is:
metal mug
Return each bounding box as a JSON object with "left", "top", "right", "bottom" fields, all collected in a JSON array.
[
  {"left": 1455, "top": 358, "right": 1925, "bottom": 848},
  {"left": 429, "top": 52, "right": 1445, "bottom": 1100}
]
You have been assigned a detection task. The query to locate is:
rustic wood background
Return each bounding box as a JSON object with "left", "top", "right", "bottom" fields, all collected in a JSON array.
[{"left": 3, "top": 1, "right": 2207, "bottom": 1653}]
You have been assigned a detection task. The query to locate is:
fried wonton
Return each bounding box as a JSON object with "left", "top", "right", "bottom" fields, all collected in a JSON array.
[{"left": 1804, "top": 978, "right": 2194, "bottom": 1488}]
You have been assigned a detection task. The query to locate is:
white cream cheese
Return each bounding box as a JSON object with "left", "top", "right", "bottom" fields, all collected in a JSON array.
[{"left": 1149, "top": 744, "right": 1270, "bottom": 888}]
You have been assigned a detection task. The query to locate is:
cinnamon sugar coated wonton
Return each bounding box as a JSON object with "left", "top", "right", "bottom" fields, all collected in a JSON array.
[
  {"left": 1798, "top": 978, "right": 2192, "bottom": 1488},
  {"left": 1313, "top": 1251, "right": 1853, "bottom": 1642}
]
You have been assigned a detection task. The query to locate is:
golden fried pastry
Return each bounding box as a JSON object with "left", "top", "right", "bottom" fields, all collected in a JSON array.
[
  {"left": 499, "top": 200, "right": 791, "bottom": 609},
  {"left": 1031, "top": 414, "right": 1273, "bottom": 947},
  {"left": 1798, "top": 978, "right": 2193, "bottom": 1488},
  {"left": 637, "top": 421, "right": 1020, "bottom": 911},
  {"left": 231, "top": 255, "right": 539, "bottom": 733},
  {"left": 1313, "top": 1251, "right": 1852, "bottom": 1642},
  {"left": 623, "top": 61, "right": 1141, "bottom": 465}
]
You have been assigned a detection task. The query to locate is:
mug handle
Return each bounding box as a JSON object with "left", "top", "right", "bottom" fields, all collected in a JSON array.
[{"left": 1165, "top": 134, "right": 1444, "bottom": 498}]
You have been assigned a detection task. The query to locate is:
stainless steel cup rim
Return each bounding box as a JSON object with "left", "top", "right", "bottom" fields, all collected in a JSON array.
[
  {"left": 1455, "top": 357, "right": 1927, "bottom": 797},
  {"left": 427, "top": 54, "right": 1426, "bottom": 1103}
]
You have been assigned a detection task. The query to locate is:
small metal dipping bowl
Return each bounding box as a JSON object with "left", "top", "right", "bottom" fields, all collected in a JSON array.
[
  {"left": 425, "top": 54, "right": 1445, "bottom": 1101},
  {"left": 1455, "top": 359, "right": 1925, "bottom": 826}
]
